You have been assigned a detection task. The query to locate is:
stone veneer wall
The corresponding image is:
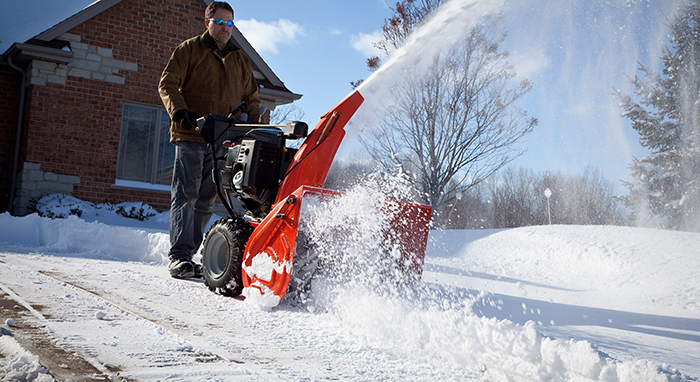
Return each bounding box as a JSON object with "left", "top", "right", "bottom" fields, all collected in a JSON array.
[
  {"left": 29, "top": 33, "right": 138, "bottom": 86},
  {"left": 14, "top": 162, "right": 81, "bottom": 215}
]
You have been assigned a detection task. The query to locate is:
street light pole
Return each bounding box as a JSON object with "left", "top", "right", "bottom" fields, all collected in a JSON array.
[
  {"left": 544, "top": 187, "right": 552, "bottom": 225},
  {"left": 446, "top": 192, "right": 462, "bottom": 228}
]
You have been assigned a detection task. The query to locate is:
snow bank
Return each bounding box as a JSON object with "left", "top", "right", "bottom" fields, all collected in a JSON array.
[
  {"left": 309, "top": 280, "right": 688, "bottom": 382},
  {"left": 0, "top": 334, "right": 54, "bottom": 382},
  {"left": 427, "top": 225, "right": 700, "bottom": 316},
  {"left": 0, "top": 212, "right": 169, "bottom": 264}
]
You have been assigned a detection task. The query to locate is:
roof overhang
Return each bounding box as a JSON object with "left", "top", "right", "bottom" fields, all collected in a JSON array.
[
  {"left": 3, "top": 43, "right": 74, "bottom": 68},
  {"left": 259, "top": 87, "right": 303, "bottom": 106}
]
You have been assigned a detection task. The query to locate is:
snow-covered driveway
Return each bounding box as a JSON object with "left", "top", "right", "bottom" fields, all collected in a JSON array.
[{"left": 1, "top": 212, "right": 699, "bottom": 381}]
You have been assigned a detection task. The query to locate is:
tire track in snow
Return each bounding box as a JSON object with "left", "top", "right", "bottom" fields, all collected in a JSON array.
[
  {"left": 0, "top": 259, "right": 257, "bottom": 380},
  {"left": 0, "top": 281, "right": 120, "bottom": 381},
  {"left": 35, "top": 270, "right": 251, "bottom": 366}
]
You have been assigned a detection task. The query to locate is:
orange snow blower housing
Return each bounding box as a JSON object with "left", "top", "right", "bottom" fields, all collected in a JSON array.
[{"left": 196, "top": 90, "right": 432, "bottom": 308}]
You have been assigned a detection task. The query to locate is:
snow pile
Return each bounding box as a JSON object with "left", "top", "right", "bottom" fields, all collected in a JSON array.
[
  {"left": 0, "top": 212, "right": 170, "bottom": 264},
  {"left": 0, "top": 335, "right": 54, "bottom": 382},
  {"left": 33, "top": 194, "right": 163, "bottom": 222},
  {"left": 327, "top": 288, "right": 687, "bottom": 381},
  {"left": 0, "top": 194, "right": 174, "bottom": 263},
  {"left": 428, "top": 226, "right": 700, "bottom": 315}
]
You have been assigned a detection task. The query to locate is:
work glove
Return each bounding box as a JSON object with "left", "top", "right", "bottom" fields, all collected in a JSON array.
[{"left": 175, "top": 109, "right": 198, "bottom": 130}]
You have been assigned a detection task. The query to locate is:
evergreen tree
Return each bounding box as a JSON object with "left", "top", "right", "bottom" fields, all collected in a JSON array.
[{"left": 616, "top": 0, "right": 700, "bottom": 231}]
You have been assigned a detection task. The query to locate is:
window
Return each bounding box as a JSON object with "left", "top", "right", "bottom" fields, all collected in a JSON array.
[{"left": 116, "top": 103, "right": 174, "bottom": 187}]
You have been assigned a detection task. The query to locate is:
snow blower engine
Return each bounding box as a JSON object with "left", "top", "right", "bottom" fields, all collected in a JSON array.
[
  {"left": 196, "top": 91, "right": 432, "bottom": 308},
  {"left": 197, "top": 102, "right": 309, "bottom": 220}
]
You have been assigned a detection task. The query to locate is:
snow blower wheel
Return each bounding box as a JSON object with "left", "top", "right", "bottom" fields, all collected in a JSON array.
[{"left": 201, "top": 218, "right": 252, "bottom": 297}]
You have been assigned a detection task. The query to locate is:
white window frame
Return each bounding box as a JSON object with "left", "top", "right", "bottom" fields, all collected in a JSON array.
[{"left": 115, "top": 102, "right": 174, "bottom": 192}]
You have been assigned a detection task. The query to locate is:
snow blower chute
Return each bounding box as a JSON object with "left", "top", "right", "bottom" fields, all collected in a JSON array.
[{"left": 196, "top": 90, "right": 432, "bottom": 307}]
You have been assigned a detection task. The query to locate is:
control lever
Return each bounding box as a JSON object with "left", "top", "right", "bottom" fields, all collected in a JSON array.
[{"left": 228, "top": 102, "right": 248, "bottom": 119}]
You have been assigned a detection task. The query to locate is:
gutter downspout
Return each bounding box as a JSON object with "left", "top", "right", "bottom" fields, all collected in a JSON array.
[{"left": 7, "top": 56, "right": 26, "bottom": 215}]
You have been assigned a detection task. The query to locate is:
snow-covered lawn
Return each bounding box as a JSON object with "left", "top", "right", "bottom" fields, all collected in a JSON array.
[{"left": 0, "top": 195, "right": 698, "bottom": 381}]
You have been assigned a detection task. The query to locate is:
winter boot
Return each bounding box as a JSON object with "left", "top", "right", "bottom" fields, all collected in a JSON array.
[
  {"left": 169, "top": 259, "right": 204, "bottom": 279},
  {"left": 169, "top": 259, "right": 195, "bottom": 279},
  {"left": 193, "top": 262, "right": 203, "bottom": 279}
]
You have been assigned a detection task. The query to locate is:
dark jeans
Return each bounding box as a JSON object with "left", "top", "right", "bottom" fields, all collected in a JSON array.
[{"left": 168, "top": 141, "right": 223, "bottom": 261}]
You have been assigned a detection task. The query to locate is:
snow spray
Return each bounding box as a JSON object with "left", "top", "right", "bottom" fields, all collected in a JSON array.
[
  {"left": 280, "top": 1, "right": 691, "bottom": 379},
  {"left": 339, "top": 0, "right": 685, "bottom": 202},
  {"left": 342, "top": 0, "right": 506, "bottom": 147},
  {"left": 289, "top": 0, "right": 509, "bottom": 311},
  {"left": 282, "top": 174, "right": 684, "bottom": 380},
  {"left": 286, "top": 173, "right": 687, "bottom": 380}
]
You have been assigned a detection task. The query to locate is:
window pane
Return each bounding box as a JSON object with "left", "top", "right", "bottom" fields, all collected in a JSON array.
[
  {"left": 155, "top": 111, "right": 175, "bottom": 185},
  {"left": 117, "top": 105, "right": 157, "bottom": 182}
]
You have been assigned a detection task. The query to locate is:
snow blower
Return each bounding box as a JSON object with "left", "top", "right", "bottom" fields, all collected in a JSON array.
[{"left": 196, "top": 90, "right": 432, "bottom": 308}]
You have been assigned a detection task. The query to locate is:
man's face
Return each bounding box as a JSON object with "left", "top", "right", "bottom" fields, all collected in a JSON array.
[{"left": 206, "top": 9, "right": 233, "bottom": 48}]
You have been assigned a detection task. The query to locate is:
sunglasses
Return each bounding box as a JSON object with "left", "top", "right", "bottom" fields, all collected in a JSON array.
[{"left": 209, "top": 18, "right": 233, "bottom": 27}]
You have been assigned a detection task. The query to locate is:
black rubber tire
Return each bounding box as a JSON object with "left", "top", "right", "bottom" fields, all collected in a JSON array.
[
  {"left": 284, "top": 228, "right": 319, "bottom": 304},
  {"left": 201, "top": 218, "right": 252, "bottom": 297}
]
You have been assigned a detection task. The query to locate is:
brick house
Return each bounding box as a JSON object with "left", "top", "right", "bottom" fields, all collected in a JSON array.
[{"left": 0, "top": 0, "right": 301, "bottom": 215}]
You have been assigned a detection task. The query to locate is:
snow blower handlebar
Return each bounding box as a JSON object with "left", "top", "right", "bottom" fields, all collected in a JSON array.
[{"left": 227, "top": 101, "right": 248, "bottom": 119}]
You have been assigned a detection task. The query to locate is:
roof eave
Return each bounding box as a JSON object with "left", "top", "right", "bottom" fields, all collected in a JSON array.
[
  {"left": 259, "top": 87, "right": 303, "bottom": 106},
  {"left": 3, "top": 43, "right": 74, "bottom": 66}
]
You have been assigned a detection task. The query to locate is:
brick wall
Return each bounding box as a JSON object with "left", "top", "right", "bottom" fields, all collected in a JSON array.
[
  {"left": 14, "top": 0, "right": 207, "bottom": 214},
  {"left": 0, "top": 66, "right": 22, "bottom": 213}
]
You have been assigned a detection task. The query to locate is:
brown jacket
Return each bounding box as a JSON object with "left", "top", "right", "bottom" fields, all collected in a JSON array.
[{"left": 158, "top": 31, "right": 261, "bottom": 143}]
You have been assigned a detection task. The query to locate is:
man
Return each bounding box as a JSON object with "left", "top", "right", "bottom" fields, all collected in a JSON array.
[{"left": 158, "top": 1, "right": 261, "bottom": 279}]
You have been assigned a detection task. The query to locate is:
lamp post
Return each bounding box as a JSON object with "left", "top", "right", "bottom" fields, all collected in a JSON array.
[
  {"left": 446, "top": 192, "right": 462, "bottom": 228},
  {"left": 544, "top": 187, "right": 552, "bottom": 225}
]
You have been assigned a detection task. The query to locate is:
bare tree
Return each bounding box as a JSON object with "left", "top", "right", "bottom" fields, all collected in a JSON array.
[
  {"left": 323, "top": 160, "right": 377, "bottom": 192},
  {"left": 352, "top": 0, "right": 448, "bottom": 88},
  {"left": 270, "top": 104, "right": 306, "bottom": 125},
  {"left": 270, "top": 104, "right": 308, "bottom": 149},
  {"left": 370, "top": 0, "right": 448, "bottom": 70},
  {"left": 488, "top": 167, "right": 540, "bottom": 228},
  {"left": 480, "top": 166, "right": 627, "bottom": 228},
  {"left": 360, "top": 19, "right": 536, "bottom": 212},
  {"left": 543, "top": 167, "right": 627, "bottom": 226},
  {"left": 440, "top": 186, "right": 491, "bottom": 229}
]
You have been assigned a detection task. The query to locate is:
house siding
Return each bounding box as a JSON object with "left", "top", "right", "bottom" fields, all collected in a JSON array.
[{"left": 10, "top": 0, "right": 208, "bottom": 214}]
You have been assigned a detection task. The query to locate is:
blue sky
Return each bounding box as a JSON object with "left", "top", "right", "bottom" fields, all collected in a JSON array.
[
  {"left": 228, "top": 1, "right": 391, "bottom": 123},
  {"left": 2, "top": 0, "right": 688, "bottom": 193},
  {"left": 229, "top": 0, "right": 689, "bottom": 193}
]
